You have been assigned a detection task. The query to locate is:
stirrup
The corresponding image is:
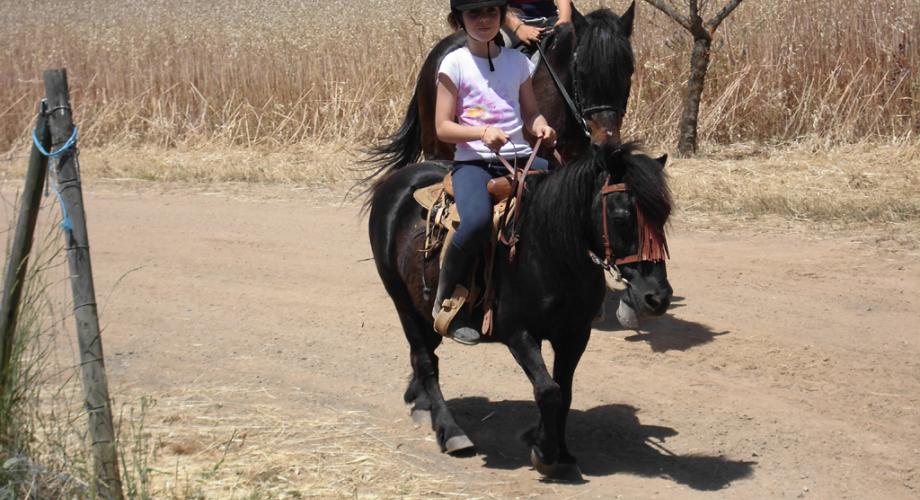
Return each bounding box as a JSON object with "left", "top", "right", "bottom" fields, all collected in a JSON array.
[{"left": 433, "top": 285, "right": 469, "bottom": 337}]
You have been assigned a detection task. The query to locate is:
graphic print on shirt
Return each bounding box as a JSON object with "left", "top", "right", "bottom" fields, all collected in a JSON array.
[{"left": 457, "top": 81, "right": 516, "bottom": 129}]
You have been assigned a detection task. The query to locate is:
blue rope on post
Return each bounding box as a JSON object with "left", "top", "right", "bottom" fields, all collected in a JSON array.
[
  {"left": 53, "top": 190, "right": 73, "bottom": 233},
  {"left": 32, "top": 123, "right": 78, "bottom": 233},
  {"left": 32, "top": 125, "right": 77, "bottom": 158}
]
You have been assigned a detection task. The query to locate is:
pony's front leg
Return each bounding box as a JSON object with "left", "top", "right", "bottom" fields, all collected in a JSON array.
[
  {"left": 506, "top": 330, "right": 569, "bottom": 478},
  {"left": 550, "top": 330, "right": 590, "bottom": 475}
]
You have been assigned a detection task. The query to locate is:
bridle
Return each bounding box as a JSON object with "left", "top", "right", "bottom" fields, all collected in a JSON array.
[
  {"left": 571, "top": 49, "right": 626, "bottom": 121},
  {"left": 535, "top": 36, "right": 626, "bottom": 139},
  {"left": 588, "top": 174, "right": 669, "bottom": 281}
]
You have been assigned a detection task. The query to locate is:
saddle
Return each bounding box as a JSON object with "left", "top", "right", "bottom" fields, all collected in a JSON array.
[{"left": 413, "top": 171, "right": 532, "bottom": 225}]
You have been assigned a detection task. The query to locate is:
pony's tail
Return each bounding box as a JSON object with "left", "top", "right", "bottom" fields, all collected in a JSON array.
[
  {"left": 352, "top": 91, "right": 423, "bottom": 213},
  {"left": 361, "top": 91, "right": 423, "bottom": 180}
]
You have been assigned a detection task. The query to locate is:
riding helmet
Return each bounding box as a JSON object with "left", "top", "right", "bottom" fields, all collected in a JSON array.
[
  {"left": 449, "top": 0, "right": 507, "bottom": 71},
  {"left": 450, "top": 0, "right": 507, "bottom": 10}
]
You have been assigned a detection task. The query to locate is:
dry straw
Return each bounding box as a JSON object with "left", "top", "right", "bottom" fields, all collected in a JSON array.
[
  {"left": 120, "top": 384, "right": 477, "bottom": 498},
  {"left": 0, "top": 0, "right": 918, "bottom": 229},
  {"left": 0, "top": 0, "right": 916, "bottom": 151}
]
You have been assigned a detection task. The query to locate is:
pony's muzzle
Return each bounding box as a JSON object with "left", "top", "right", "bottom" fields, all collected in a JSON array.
[
  {"left": 643, "top": 287, "right": 672, "bottom": 316},
  {"left": 587, "top": 113, "right": 622, "bottom": 146}
]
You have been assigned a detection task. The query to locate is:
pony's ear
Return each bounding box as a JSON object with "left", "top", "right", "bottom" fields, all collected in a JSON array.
[
  {"left": 599, "top": 143, "right": 627, "bottom": 175},
  {"left": 620, "top": 1, "right": 636, "bottom": 38},
  {"left": 655, "top": 154, "right": 668, "bottom": 168}
]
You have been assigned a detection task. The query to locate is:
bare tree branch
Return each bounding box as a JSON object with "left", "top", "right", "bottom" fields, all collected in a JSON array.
[
  {"left": 706, "top": 0, "right": 744, "bottom": 32},
  {"left": 689, "top": 0, "right": 700, "bottom": 23},
  {"left": 644, "top": 0, "right": 693, "bottom": 31}
]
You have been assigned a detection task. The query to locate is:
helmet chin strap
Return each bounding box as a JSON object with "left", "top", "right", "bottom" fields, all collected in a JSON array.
[{"left": 459, "top": 20, "right": 496, "bottom": 72}]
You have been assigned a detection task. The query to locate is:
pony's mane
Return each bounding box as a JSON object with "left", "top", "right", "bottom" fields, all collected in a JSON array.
[
  {"left": 524, "top": 143, "right": 671, "bottom": 260},
  {"left": 575, "top": 9, "right": 634, "bottom": 111}
]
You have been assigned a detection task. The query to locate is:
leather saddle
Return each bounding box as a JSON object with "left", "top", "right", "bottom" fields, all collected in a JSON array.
[{"left": 413, "top": 170, "right": 546, "bottom": 225}]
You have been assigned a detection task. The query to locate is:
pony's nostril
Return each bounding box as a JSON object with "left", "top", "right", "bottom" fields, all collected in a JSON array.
[
  {"left": 659, "top": 297, "right": 671, "bottom": 312},
  {"left": 644, "top": 293, "right": 661, "bottom": 310}
]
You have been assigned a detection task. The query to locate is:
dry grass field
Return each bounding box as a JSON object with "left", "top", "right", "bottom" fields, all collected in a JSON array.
[
  {"left": 0, "top": 0, "right": 916, "bottom": 149},
  {"left": 1, "top": 0, "right": 918, "bottom": 227}
]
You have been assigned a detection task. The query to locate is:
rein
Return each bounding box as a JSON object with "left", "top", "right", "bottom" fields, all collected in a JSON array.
[
  {"left": 494, "top": 138, "right": 543, "bottom": 262},
  {"left": 535, "top": 40, "right": 590, "bottom": 139}
]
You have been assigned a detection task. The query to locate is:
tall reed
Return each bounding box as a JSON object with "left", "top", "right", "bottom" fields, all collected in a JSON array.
[
  {"left": 0, "top": 194, "right": 155, "bottom": 497},
  {"left": 0, "top": 203, "right": 86, "bottom": 497},
  {"left": 0, "top": 0, "right": 916, "bottom": 151}
]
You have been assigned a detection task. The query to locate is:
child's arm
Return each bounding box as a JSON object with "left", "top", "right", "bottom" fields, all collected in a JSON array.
[
  {"left": 556, "top": 0, "right": 573, "bottom": 25},
  {"left": 435, "top": 74, "right": 510, "bottom": 151},
  {"left": 503, "top": 10, "right": 543, "bottom": 46},
  {"left": 519, "top": 77, "right": 557, "bottom": 146}
]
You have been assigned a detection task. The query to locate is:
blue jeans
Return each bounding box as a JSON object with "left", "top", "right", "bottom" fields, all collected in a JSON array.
[{"left": 450, "top": 156, "right": 549, "bottom": 253}]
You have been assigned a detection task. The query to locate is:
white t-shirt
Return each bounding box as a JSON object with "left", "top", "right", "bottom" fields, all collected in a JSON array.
[{"left": 438, "top": 46, "right": 536, "bottom": 162}]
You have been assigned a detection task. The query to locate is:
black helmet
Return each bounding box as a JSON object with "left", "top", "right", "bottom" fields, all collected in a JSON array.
[
  {"left": 450, "top": 0, "right": 506, "bottom": 11},
  {"left": 448, "top": 0, "right": 507, "bottom": 71}
]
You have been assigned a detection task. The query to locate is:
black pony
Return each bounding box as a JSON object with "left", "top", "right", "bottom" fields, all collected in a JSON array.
[
  {"left": 365, "top": 3, "right": 636, "bottom": 176},
  {"left": 366, "top": 143, "right": 673, "bottom": 480}
]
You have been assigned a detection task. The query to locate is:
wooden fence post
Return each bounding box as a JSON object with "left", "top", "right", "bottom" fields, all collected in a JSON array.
[
  {"left": 43, "top": 69, "right": 124, "bottom": 500},
  {"left": 0, "top": 103, "right": 51, "bottom": 401}
]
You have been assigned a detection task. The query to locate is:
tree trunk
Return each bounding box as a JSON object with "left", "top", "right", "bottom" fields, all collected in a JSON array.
[{"left": 677, "top": 35, "right": 712, "bottom": 156}]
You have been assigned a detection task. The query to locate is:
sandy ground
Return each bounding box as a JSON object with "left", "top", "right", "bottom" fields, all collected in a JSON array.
[{"left": 7, "top": 179, "right": 919, "bottom": 498}]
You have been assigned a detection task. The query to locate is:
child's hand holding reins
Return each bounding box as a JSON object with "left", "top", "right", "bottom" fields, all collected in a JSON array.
[
  {"left": 515, "top": 24, "right": 544, "bottom": 46},
  {"left": 481, "top": 126, "right": 510, "bottom": 152},
  {"left": 534, "top": 124, "right": 557, "bottom": 148}
]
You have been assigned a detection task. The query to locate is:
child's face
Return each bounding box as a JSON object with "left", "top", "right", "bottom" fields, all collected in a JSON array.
[{"left": 462, "top": 6, "right": 501, "bottom": 43}]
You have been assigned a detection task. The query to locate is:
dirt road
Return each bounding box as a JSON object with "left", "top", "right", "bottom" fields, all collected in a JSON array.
[{"left": 21, "top": 181, "right": 919, "bottom": 498}]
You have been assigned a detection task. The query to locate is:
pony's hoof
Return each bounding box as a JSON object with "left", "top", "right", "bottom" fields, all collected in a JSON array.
[
  {"left": 531, "top": 449, "right": 584, "bottom": 482},
  {"left": 444, "top": 435, "right": 475, "bottom": 455},
  {"left": 410, "top": 409, "right": 432, "bottom": 427}
]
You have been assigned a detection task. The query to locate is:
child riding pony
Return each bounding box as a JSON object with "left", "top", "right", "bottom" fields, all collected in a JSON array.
[{"left": 433, "top": 0, "right": 557, "bottom": 345}]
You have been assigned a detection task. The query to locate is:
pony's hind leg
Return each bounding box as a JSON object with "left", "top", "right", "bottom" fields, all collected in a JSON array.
[
  {"left": 404, "top": 373, "right": 432, "bottom": 423},
  {"left": 398, "top": 310, "right": 474, "bottom": 455}
]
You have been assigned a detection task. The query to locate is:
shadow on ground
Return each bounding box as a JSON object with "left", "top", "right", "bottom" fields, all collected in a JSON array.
[
  {"left": 449, "top": 397, "right": 755, "bottom": 490},
  {"left": 593, "top": 294, "right": 730, "bottom": 352}
]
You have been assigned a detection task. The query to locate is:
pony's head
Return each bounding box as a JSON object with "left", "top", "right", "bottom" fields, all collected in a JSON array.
[
  {"left": 590, "top": 143, "right": 672, "bottom": 320},
  {"left": 571, "top": 3, "right": 636, "bottom": 146}
]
